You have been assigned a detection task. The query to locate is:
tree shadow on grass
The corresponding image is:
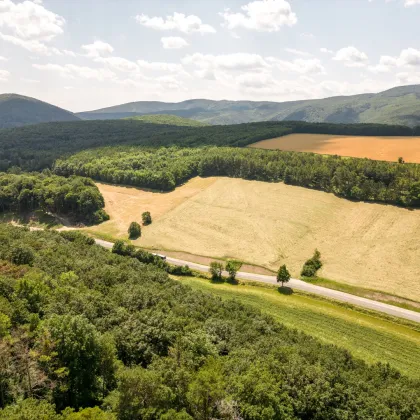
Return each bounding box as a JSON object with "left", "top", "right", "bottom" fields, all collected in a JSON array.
[
  {"left": 278, "top": 286, "right": 293, "bottom": 295},
  {"left": 210, "top": 277, "right": 239, "bottom": 285},
  {"left": 226, "top": 277, "right": 239, "bottom": 285},
  {"left": 210, "top": 277, "right": 225, "bottom": 284}
]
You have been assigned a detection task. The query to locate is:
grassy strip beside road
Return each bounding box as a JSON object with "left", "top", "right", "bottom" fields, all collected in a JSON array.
[
  {"left": 177, "top": 276, "right": 420, "bottom": 378},
  {"left": 302, "top": 276, "right": 420, "bottom": 313}
]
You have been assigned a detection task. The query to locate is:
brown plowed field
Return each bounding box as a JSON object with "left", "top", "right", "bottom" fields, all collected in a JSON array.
[{"left": 249, "top": 134, "right": 420, "bottom": 162}]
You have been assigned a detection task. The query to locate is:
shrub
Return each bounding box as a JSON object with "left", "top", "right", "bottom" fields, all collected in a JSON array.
[
  {"left": 209, "top": 262, "right": 224, "bottom": 281},
  {"left": 60, "top": 231, "right": 95, "bottom": 246},
  {"left": 301, "top": 249, "right": 323, "bottom": 278},
  {"left": 225, "top": 260, "right": 242, "bottom": 282},
  {"left": 128, "top": 222, "right": 141, "bottom": 240},
  {"left": 9, "top": 245, "right": 34, "bottom": 266},
  {"left": 142, "top": 212, "right": 152, "bottom": 226}
]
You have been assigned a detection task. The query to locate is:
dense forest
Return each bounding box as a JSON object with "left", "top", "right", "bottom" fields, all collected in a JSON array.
[
  {"left": 0, "top": 119, "right": 419, "bottom": 171},
  {"left": 0, "top": 225, "right": 419, "bottom": 419},
  {"left": 54, "top": 146, "right": 420, "bottom": 207},
  {"left": 0, "top": 172, "right": 109, "bottom": 224}
]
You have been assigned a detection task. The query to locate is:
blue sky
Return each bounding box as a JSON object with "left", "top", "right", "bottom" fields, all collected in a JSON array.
[{"left": 1, "top": 0, "right": 420, "bottom": 111}]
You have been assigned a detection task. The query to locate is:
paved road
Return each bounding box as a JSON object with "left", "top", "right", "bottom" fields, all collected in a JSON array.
[{"left": 95, "top": 239, "right": 420, "bottom": 323}]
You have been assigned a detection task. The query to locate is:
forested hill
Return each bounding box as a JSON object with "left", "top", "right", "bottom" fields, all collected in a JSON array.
[
  {"left": 0, "top": 94, "right": 80, "bottom": 128},
  {"left": 78, "top": 84, "right": 420, "bottom": 126},
  {"left": 1, "top": 119, "right": 418, "bottom": 171},
  {"left": 125, "top": 114, "right": 208, "bottom": 127},
  {"left": 0, "top": 224, "right": 419, "bottom": 418}
]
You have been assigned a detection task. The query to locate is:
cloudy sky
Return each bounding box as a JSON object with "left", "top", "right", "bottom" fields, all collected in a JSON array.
[{"left": 1, "top": 0, "right": 420, "bottom": 111}]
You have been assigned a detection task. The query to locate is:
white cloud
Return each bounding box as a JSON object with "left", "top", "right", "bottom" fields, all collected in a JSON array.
[
  {"left": 268, "top": 57, "right": 326, "bottom": 74},
  {"left": 284, "top": 48, "right": 313, "bottom": 57},
  {"left": 396, "top": 71, "right": 420, "bottom": 83},
  {"left": 33, "top": 63, "right": 116, "bottom": 81},
  {"left": 136, "top": 12, "right": 215, "bottom": 34},
  {"left": 368, "top": 55, "right": 397, "bottom": 73},
  {"left": 0, "top": 68, "right": 9, "bottom": 81},
  {"left": 96, "top": 56, "right": 138, "bottom": 72},
  {"left": 137, "top": 60, "right": 185, "bottom": 73},
  {"left": 0, "top": 0, "right": 65, "bottom": 41},
  {"left": 405, "top": 0, "right": 420, "bottom": 6},
  {"left": 221, "top": 0, "right": 297, "bottom": 32},
  {"left": 0, "top": 55, "right": 6, "bottom": 60},
  {"left": 398, "top": 47, "right": 420, "bottom": 66},
  {"left": 333, "top": 46, "right": 369, "bottom": 67},
  {"left": 0, "top": 32, "right": 75, "bottom": 56},
  {"left": 82, "top": 40, "right": 114, "bottom": 58},
  {"left": 368, "top": 48, "right": 420, "bottom": 73},
  {"left": 0, "top": 32, "right": 50, "bottom": 54},
  {"left": 320, "top": 47, "right": 333, "bottom": 54},
  {"left": 21, "top": 77, "right": 40, "bottom": 83},
  {"left": 182, "top": 52, "right": 269, "bottom": 71},
  {"left": 161, "top": 36, "right": 188, "bottom": 49},
  {"left": 300, "top": 32, "right": 314, "bottom": 39}
]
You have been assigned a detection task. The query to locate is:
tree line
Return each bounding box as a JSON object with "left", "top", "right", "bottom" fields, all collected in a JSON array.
[
  {"left": 0, "top": 224, "right": 419, "bottom": 419},
  {"left": 1, "top": 119, "right": 420, "bottom": 171},
  {"left": 0, "top": 172, "right": 109, "bottom": 224},
  {"left": 54, "top": 146, "right": 420, "bottom": 207}
]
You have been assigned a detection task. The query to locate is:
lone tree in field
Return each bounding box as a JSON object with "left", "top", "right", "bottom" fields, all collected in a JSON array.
[
  {"left": 128, "top": 222, "right": 141, "bottom": 239},
  {"left": 277, "top": 265, "right": 291, "bottom": 287},
  {"left": 225, "top": 260, "right": 242, "bottom": 282},
  {"left": 209, "top": 261, "right": 224, "bottom": 281},
  {"left": 142, "top": 211, "right": 152, "bottom": 225}
]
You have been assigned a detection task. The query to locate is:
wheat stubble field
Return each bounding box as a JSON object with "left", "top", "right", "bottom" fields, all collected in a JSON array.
[
  {"left": 91, "top": 177, "right": 420, "bottom": 301},
  {"left": 249, "top": 133, "right": 420, "bottom": 162}
]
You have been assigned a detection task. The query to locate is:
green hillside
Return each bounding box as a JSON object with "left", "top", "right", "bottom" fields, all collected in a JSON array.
[
  {"left": 1, "top": 224, "right": 419, "bottom": 418},
  {"left": 78, "top": 84, "right": 420, "bottom": 126},
  {"left": 125, "top": 114, "right": 208, "bottom": 126},
  {"left": 0, "top": 94, "right": 80, "bottom": 128}
]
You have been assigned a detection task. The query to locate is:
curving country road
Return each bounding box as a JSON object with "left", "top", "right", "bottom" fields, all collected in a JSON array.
[{"left": 95, "top": 239, "right": 420, "bottom": 324}]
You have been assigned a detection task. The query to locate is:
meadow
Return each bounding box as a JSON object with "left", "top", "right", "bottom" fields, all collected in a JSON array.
[
  {"left": 89, "top": 177, "right": 420, "bottom": 301},
  {"left": 177, "top": 276, "right": 420, "bottom": 378},
  {"left": 250, "top": 133, "right": 420, "bottom": 163}
]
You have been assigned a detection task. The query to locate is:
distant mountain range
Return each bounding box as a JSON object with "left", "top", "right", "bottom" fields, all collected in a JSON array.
[
  {"left": 2, "top": 84, "right": 420, "bottom": 129},
  {"left": 78, "top": 85, "right": 420, "bottom": 127},
  {"left": 0, "top": 94, "right": 80, "bottom": 128}
]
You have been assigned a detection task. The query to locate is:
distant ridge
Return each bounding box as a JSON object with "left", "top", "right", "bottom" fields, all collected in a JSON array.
[
  {"left": 125, "top": 114, "right": 209, "bottom": 127},
  {"left": 78, "top": 84, "right": 420, "bottom": 127},
  {"left": 0, "top": 94, "right": 80, "bottom": 128}
]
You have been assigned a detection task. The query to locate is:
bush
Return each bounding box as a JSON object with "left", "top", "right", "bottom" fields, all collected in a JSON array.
[
  {"left": 168, "top": 265, "right": 192, "bottom": 276},
  {"left": 225, "top": 260, "right": 242, "bottom": 282},
  {"left": 301, "top": 249, "right": 323, "bottom": 278},
  {"left": 60, "top": 231, "right": 95, "bottom": 246},
  {"left": 128, "top": 222, "right": 141, "bottom": 240},
  {"left": 9, "top": 245, "right": 34, "bottom": 266},
  {"left": 142, "top": 212, "right": 152, "bottom": 226},
  {"left": 209, "top": 261, "right": 224, "bottom": 281}
]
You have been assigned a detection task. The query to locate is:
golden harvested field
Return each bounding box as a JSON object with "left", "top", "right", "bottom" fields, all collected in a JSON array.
[
  {"left": 249, "top": 133, "right": 420, "bottom": 162},
  {"left": 92, "top": 177, "right": 420, "bottom": 301}
]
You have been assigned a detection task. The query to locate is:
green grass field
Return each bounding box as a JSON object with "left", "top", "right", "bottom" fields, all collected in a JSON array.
[{"left": 177, "top": 277, "right": 420, "bottom": 378}]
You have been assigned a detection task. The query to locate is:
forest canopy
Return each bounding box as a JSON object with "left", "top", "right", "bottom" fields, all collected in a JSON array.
[
  {"left": 1, "top": 119, "right": 419, "bottom": 171},
  {"left": 54, "top": 146, "right": 420, "bottom": 207},
  {"left": 0, "top": 225, "right": 419, "bottom": 419},
  {"left": 0, "top": 172, "right": 109, "bottom": 224}
]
